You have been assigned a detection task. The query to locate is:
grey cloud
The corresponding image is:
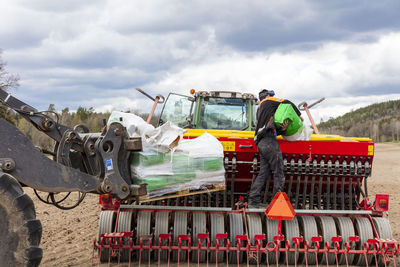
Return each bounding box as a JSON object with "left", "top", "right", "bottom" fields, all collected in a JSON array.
[
  {"left": 215, "top": 1, "right": 400, "bottom": 52},
  {"left": 2, "top": 0, "right": 400, "bottom": 116}
]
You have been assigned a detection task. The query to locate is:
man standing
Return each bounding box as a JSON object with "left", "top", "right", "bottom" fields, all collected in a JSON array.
[{"left": 248, "top": 89, "right": 303, "bottom": 208}]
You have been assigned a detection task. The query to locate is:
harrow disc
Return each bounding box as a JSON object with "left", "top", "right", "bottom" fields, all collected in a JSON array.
[
  {"left": 154, "top": 211, "right": 169, "bottom": 262},
  {"left": 192, "top": 212, "right": 207, "bottom": 263},
  {"left": 265, "top": 218, "right": 280, "bottom": 264},
  {"left": 354, "top": 217, "right": 374, "bottom": 266},
  {"left": 334, "top": 216, "right": 355, "bottom": 265},
  {"left": 98, "top": 210, "right": 115, "bottom": 262},
  {"left": 284, "top": 216, "right": 300, "bottom": 265},
  {"left": 247, "top": 213, "right": 263, "bottom": 264},
  {"left": 116, "top": 211, "right": 133, "bottom": 262},
  {"left": 316, "top": 216, "right": 337, "bottom": 265},
  {"left": 228, "top": 213, "right": 244, "bottom": 264},
  {"left": 172, "top": 212, "right": 188, "bottom": 262},
  {"left": 136, "top": 211, "right": 152, "bottom": 263},
  {"left": 298, "top": 216, "right": 318, "bottom": 265},
  {"left": 210, "top": 213, "right": 225, "bottom": 263}
]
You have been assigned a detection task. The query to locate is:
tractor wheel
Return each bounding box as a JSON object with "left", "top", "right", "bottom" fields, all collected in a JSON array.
[
  {"left": 0, "top": 172, "right": 42, "bottom": 266},
  {"left": 172, "top": 212, "right": 188, "bottom": 262},
  {"left": 265, "top": 218, "right": 280, "bottom": 264},
  {"left": 98, "top": 210, "right": 115, "bottom": 262},
  {"left": 298, "top": 216, "right": 318, "bottom": 265},
  {"left": 247, "top": 213, "right": 263, "bottom": 264},
  {"left": 284, "top": 216, "right": 300, "bottom": 265},
  {"left": 228, "top": 213, "right": 244, "bottom": 264}
]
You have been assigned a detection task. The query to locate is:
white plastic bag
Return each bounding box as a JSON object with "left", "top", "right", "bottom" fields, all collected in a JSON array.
[
  {"left": 283, "top": 124, "right": 313, "bottom": 141},
  {"left": 108, "top": 111, "right": 184, "bottom": 152},
  {"left": 144, "top": 121, "right": 184, "bottom": 153},
  {"left": 108, "top": 111, "right": 154, "bottom": 137},
  {"left": 175, "top": 131, "right": 224, "bottom": 158}
]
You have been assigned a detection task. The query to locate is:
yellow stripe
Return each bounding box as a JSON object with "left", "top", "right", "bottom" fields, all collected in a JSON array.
[{"left": 184, "top": 129, "right": 372, "bottom": 142}]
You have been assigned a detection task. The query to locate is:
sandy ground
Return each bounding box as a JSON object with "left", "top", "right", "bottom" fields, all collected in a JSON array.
[{"left": 25, "top": 143, "right": 400, "bottom": 266}]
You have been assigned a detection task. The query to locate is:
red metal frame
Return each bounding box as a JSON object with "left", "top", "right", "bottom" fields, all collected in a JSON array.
[{"left": 92, "top": 207, "right": 399, "bottom": 267}]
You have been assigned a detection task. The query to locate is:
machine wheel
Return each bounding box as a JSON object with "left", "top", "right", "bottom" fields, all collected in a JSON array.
[
  {"left": 373, "top": 217, "right": 393, "bottom": 239},
  {"left": 372, "top": 217, "right": 393, "bottom": 266},
  {"left": 0, "top": 173, "right": 42, "bottom": 267},
  {"left": 316, "top": 216, "right": 337, "bottom": 265},
  {"left": 98, "top": 210, "right": 115, "bottom": 262},
  {"left": 192, "top": 212, "right": 207, "bottom": 263},
  {"left": 265, "top": 219, "right": 280, "bottom": 264},
  {"left": 247, "top": 213, "right": 263, "bottom": 264},
  {"left": 228, "top": 213, "right": 244, "bottom": 264},
  {"left": 136, "top": 211, "right": 152, "bottom": 263},
  {"left": 172, "top": 212, "right": 188, "bottom": 262},
  {"left": 116, "top": 211, "right": 133, "bottom": 262},
  {"left": 154, "top": 211, "right": 169, "bottom": 262},
  {"left": 298, "top": 216, "right": 318, "bottom": 265},
  {"left": 353, "top": 217, "right": 374, "bottom": 266},
  {"left": 210, "top": 213, "right": 225, "bottom": 263},
  {"left": 284, "top": 216, "right": 300, "bottom": 265},
  {"left": 334, "top": 216, "right": 355, "bottom": 265}
]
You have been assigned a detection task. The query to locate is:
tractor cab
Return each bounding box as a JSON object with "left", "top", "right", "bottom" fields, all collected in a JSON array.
[{"left": 159, "top": 90, "right": 258, "bottom": 131}]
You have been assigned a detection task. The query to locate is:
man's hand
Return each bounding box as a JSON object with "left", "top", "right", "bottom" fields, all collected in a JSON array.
[{"left": 281, "top": 119, "right": 291, "bottom": 131}]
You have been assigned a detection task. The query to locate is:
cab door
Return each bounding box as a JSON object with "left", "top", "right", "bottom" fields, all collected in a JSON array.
[{"left": 159, "top": 93, "right": 194, "bottom": 127}]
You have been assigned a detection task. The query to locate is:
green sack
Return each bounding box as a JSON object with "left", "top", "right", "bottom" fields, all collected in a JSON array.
[
  {"left": 194, "top": 157, "right": 223, "bottom": 171},
  {"left": 134, "top": 176, "right": 168, "bottom": 191},
  {"left": 172, "top": 153, "right": 194, "bottom": 173},
  {"left": 274, "top": 103, "right": 303, "bottom": 136},
  {"left": 131, "top": 151, "right": 165, "bottom": 166}
]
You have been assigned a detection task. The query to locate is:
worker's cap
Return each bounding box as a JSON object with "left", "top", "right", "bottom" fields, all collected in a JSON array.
[{"left": 259, "top": 89, "right": 275, "bottom": 100}]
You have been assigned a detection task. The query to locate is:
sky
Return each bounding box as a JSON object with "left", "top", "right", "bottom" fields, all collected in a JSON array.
[{"left": 1, "top": 0, "right": 400, "bottom": 123}]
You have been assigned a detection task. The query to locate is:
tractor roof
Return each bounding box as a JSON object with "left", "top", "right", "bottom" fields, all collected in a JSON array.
[{"left": 195, "top": 90, "right": 257, "bottom": 100}]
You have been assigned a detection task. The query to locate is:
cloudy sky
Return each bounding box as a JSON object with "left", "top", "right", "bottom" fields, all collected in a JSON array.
[{"left": 1, "top": 0, "right": 400, "bottom": 123}]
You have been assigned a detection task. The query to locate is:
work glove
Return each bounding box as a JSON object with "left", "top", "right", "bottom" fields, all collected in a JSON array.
[{"left": 280, "top": 119, "right": 291, "bottom": 131}]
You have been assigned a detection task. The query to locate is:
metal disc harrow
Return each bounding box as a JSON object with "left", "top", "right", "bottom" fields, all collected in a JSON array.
[{"left": 93, "top": 205, "right": 399, "bottom": 267}]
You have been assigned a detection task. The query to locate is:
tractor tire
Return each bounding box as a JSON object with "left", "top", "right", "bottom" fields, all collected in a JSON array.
[{"left": 0, "top": 172, "right": 42, "bottom": 266}]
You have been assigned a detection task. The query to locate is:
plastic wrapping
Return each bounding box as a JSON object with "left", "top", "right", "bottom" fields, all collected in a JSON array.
[
  {"left": 108, "top": 111, "right": 154, "bottom": 137},
  {"left": 131, "top": 132, "right": 225, "bottom": 198},
  {"left": 107, "top": 111, "right": 225, "bottom": 198},
  {"left": 108, "top": 111, "right": 184, "bottom": 152}
]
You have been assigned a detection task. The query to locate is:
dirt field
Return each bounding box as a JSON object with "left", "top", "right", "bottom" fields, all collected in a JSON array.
[{"left": 26, "top": 143, "right": 400, "bottom": 266}]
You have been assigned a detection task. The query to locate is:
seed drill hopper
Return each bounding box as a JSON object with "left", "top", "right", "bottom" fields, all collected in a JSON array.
[{"left": 0, "top": 88, "right": 398, "bottom": 266}]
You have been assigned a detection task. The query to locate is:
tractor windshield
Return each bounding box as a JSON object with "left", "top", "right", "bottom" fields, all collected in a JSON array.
[
  {"left": 199, "top": 97, "right": 249, "bottom": 130},
  {"left": 159, "top": 93, "right": 193, "bottom": 127}
]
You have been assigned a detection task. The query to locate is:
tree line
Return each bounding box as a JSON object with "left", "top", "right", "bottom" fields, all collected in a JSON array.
[{"left": 317, "top": 99, "right": 400, "bottom": 142}]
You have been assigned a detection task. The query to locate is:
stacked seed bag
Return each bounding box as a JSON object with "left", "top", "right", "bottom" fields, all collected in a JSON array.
[{"left": 108, "top": 111, "right": 225, "bottom": 198}]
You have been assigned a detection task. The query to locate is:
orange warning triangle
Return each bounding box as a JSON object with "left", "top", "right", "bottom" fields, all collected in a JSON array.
[{"left": 265, "top": 192, "right": 296, "bottom": 220}]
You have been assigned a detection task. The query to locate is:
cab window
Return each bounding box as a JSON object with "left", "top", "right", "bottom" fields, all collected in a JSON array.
[
  {"left": 159, "top": 93, "right": 193, "bottom": 127},
  {"left": 199, "top": 97, "right": 249, "bottom": 130}
]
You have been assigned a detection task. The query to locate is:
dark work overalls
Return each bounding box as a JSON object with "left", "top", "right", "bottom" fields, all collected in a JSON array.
[
  {"left": 248, "top": 134, "right": 285, "bottom": 204},
  {"left": 248, "top": 96, "right": 290, "bottom": 205}
]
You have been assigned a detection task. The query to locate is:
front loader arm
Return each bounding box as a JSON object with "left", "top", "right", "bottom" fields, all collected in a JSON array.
[
  {"left": 0, "top": 88, "right": 71, "bottom": 142},
  {"left": 0, "top": 89, "right": 145, "bottom": 200},
  {"left": 0, "top": 118, "right": 100, "bottom": 193}
]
